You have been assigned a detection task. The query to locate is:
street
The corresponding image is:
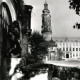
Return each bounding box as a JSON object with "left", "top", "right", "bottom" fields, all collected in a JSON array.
[{"left": 45, "top": 60, "right": 80, "bottom": 68}]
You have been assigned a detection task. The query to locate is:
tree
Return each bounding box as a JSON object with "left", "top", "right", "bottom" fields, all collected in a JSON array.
[
  {"left": 29, "top": 31, "right": 48, "bottom": 63},
  {"left": 69, "top": 0, "right": 80, "bottom": 29},
  {"left": 56, "top": 49, "right": 64, "bottom": 60}
]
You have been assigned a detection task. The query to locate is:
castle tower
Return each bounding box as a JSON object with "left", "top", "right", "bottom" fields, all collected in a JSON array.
[{"left": 41, "top": 1, "right": 52, "bottom": 41}]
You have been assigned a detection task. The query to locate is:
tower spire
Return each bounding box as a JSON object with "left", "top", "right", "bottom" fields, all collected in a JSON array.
[
  {"left": 44, "top": 0, "right": 48, "bottom": 10},
  {"left": 45, "top": 0, "right": 47, "bottom": 3},
  {"left": 41, "top": 1, "right": 52, "bottom": 41}
]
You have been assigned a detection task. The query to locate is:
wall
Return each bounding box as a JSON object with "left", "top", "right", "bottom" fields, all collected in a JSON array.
[{"left": 57, "top": 41, "right": 80, "bottom": 59}]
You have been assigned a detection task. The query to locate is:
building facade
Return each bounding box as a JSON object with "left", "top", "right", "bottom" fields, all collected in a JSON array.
[
  {"left": 47, "top": 40, "right": 57, "bottom": 60},
  {"left": 56, "top": 38, "right": 80, "bottom": 59}
]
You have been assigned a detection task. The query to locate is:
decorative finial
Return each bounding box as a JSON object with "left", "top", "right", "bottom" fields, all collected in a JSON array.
[
  {"left": 45, "top": 0, "right": 46, "bottom": 3},
  {"left": 45, "top": 0, "right": 47, "bottom": 4},
  {"left": 44, "top": 0, "right": 48, "bottom": 10}
]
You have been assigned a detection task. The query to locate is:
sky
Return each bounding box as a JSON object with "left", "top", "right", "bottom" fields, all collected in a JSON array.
[{"left": 24, "top": 0, "right": 80, "bottom": 37}]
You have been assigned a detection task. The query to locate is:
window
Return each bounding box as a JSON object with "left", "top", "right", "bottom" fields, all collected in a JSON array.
[
  {"left": 70, "top": 47, "right": 71, "bottom": 51},
  {"left": 63, "top": 43, "right": 65, "bottom": 46},
  {"left": 76, "top": 53, "right": 78, "bottom": 57},
  {"left": 73, "top": 53, "right": 75, "bottom": 57},
  {"left": 70, "top": 53, "right": 72, "bottom": 58},
  {"left": 76, "top": 48, "right": 78, "bottom": 51},
  {"left": 79, "top": 48, "right": 80, "bottom": 51},
  {"left": 73, "top": 48, "right": 75, "bottom": 51},
  {"left": 73, "top": 43, "right": 75, "bottom": 46},
  {"left": 63, "top": 47, "right": 65, "bottom": 51},
  {"left": 66, "top": 48, "right": 68, "bottom": 51},
  {"left": 76, "top": 43, "right": 78, "bottom": 46}
]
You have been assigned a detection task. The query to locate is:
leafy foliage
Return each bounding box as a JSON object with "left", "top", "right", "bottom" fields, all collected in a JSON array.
[
  {"left": 29, "top": 31, "right": 48, "bottom": 63},
  {"left": 69, "top": 0, "right": 80, "bottom": 29},
  {"left": 57, "top": 48, "right": 64, "bottom": 60},
  {"left": 69, "top": 0, "right": 80, "bottom": 15},
  {"left": 73, "top": 22, "right": 80, "bottom": 29}
]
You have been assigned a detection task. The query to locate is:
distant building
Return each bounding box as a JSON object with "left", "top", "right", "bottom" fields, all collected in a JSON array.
[
  {"left": 41, "top": 1, "right": 80, "bottom": 61},
  {"left": 47, "top": 39, "right": 57, "bottom": 60},
  {"left": 54, "top": 37, "right": 80, "bottom": 59}
]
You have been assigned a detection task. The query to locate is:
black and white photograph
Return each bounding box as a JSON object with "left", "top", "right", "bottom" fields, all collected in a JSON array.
[{"left": 0, "top": 0, "right": 80, "bottom": 80}]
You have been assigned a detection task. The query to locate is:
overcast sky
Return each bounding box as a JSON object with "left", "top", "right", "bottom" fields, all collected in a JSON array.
[{"left": 24, "top": 0, "right": 80, "bottom": 37}]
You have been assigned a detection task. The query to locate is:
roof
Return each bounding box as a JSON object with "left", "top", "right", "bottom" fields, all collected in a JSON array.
[
  {"left": 43, "top": 37, "right": 80, "bottom": 47},
  {"left": 52, "top": 37, "right": 80, "bottom": 42},
  {"left": 46, "top": 39, "right": 57, "bottom": 47}
]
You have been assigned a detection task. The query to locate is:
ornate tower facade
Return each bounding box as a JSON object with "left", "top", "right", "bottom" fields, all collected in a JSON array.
[{"left": 41, "top": 1, "right": 52, "bottom": 41}]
